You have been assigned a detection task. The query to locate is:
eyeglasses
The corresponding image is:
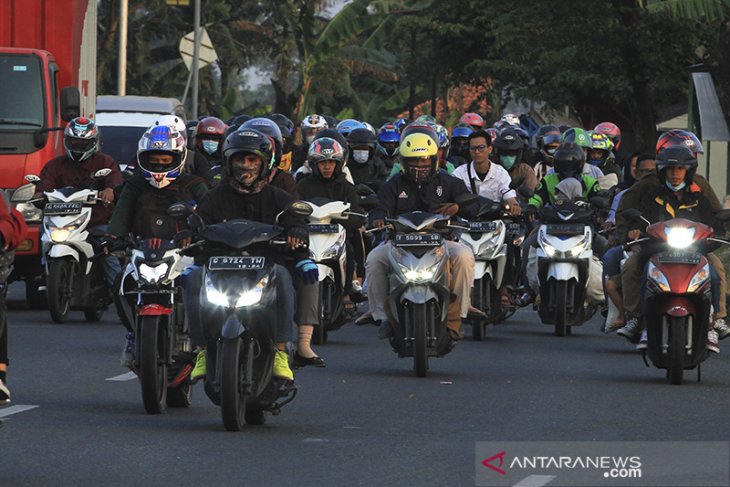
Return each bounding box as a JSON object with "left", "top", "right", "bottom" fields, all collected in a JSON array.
[{"left": 469, "top": 144, "right": 488, "bottom": 152}]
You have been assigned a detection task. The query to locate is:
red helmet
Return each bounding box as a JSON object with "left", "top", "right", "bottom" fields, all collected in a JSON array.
[
  {"left": 655, "top": 129, "right": 704, "bottom": 157},
  {"left": 593, "top": 121, "right": 621, "bottom": 150},
  {"left": 195, "top": 117, "right": 228, "bottom": 153},
  {"left": 459, "top": 112, "right": 485, "bottom": 129}
]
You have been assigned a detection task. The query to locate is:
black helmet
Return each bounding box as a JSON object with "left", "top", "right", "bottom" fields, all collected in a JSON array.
[
  {"left": 553, "top": 142, "right": 585, "bottom": 180},
  {"left": 222, "top": 128, "right": 274, "bottom": 182},
  {"left": 492, "top": 127, "right": 525, "bottom": 170},
  {"left": 656, "top": 145, "right": 697, "bottom": 188},
  {"left": 308, "top": 137, "right": 346, "bottom": 180},
  {"left": 267, "top": 113, "right": 295, "bottom": 139},
  {"left": 241, "top": 118, "right": 283, "bottom": 169},
  {"left": 347, "top": 127, "right": 377, "bottom": 164}
]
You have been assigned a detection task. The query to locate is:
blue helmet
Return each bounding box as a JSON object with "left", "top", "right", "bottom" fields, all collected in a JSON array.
[
  {"left": 336, "top": 119, "right": 366, "bottom": 138},
  {"left": 451, "top": 123, "right": 474, "bottom": 140}
]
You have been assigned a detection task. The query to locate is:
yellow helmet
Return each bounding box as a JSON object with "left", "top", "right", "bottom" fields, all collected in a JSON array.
[{"left": 399, "top": 133, "right": 438, "bottom": 183}]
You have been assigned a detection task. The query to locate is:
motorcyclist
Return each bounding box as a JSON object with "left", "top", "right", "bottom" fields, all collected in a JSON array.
[
  {"left": 34, "top": 117, "right": 123, "bottom": 289},
  {"left": 346, "top": 127, "right": 389, "bottom": 191},
  {"left": 153, "top": 115, "right": 213, "bottom": 184},
  {"left": 295, "top": 129, "right": 355, "bottom": 184},
  {"left": 107, "top": 124, "right": 208, "bottom": 368},
  {"left": 492, "top": 127, "right": 539, "bottom": 195},
  {"left": 365, "top": 132, "right": 485, "bottom": 343},
  {"left": 560, "top": 127, "right": 604, "bottom": 179},
  {"left": 532, "top": 125, "right": 562, "bottom": 181},
  {"left": 293, "top": 114, "right": 328, "bottom": 171},
  {"left": 617, "top": 146, "right": 724, "bottom": 352},
  {"left": 448, "top": 123, "right": 474, "bottom": 168},
  {"left": 241, "top": 118, "right": 299, "bottom": 198},
  {"left": 193, "top": 116, "right": 228, "bottom": 187},
  {"left": 376, "top": 123, "right": 401, "bottom": 171},
  {"left": 268, "top": 113, "right": 296, "bottom": 174},
  {"left": 184, "top": 128, "right": 321, "bottom": 381},
  {"left": 587, "top": 131, "right": 623, "bottom": 183}
]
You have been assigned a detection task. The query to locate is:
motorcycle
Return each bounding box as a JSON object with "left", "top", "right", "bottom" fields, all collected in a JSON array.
[
  {"left": 625, "top": 211, "right": 730, "bottom": 385},
  {"left": 117, "top": 236, "right": 195, "bottom": 414},
  {"left": 531, "top": 200, "right": 603, "bottom": 336},
  {"left": 384, "top": 211, "right": 464, "bottom": 377},
  {"left": 305, "top": 199, "right": 365, "bottom": 345},
  {"left": 169, "top": 201, "right": 311, "bottom": 431},
  {"left": 40, "top": 168, "right": 115, "bottom": 323}
]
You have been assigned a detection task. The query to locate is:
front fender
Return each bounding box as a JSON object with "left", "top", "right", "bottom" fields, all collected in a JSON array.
[
  {"left": 221, "top": 313, "right": 245, "bottom": 339},
  {"left": 48, "top": 245, "right": 80, "bottom": 262},
  {"left": 317, "top": 263, "right": 334, "bottom": 282},
  {"left": 547, "top": 262, "right": 580, "bottom": 283},
  {"left": 401, "top": 286, "right": 439, "bottom": 305}
]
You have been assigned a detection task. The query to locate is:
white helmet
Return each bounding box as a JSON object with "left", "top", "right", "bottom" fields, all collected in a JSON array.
[
  {"left": 300, "top": 114, "right": 328, "bottom": 145},
  {"left": 154, "top": 115, "right": 188, "bottom": 139},
  {"left": 500, "top": 113, "right": 521, "bottom": 128},
  {"left": 137, "top": 125, "right": 186, "bottom": 189}
]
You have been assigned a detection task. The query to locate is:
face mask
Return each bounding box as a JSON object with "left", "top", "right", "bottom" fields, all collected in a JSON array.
[
  {"left": 202, "top": 140, "right": 219, "bottom": 155},
  {"left": 232, "top": 162, "right": 258, "bottom": 187},
  {"left": 666, "top": 180, "right": 686, "bottom": 192},
  {"left": 587, "top": 158, "right": 603, "bottom": 166},
  {"left": 353, "top": 150, "right": 370, "bottom": 164},
  {"left": 500, "top": 155, "right": 517, "bottom": 170}
]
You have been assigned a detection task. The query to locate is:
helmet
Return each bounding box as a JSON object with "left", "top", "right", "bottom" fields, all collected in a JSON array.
[
  {"left": 308, "top": 137, "right": 346, "bottom": 180},
  {"left": 64, "top": 117, "right": 99, "bottom": 163},
  {"left": 362, "top": 121, "right": 376, "bottom": 135},
  {"left": 185, "top": 119, "right": 199, "bottom": 147},
  {"left": 499, "top": 113, "right": 521, "bottom": 128},
  {"left": 536, "top": 125, "right": 562, "bottom": 165},
  {"left": 553, "top": 142, "right": 586, "bottom": 180},
  {"left": 300, "top": 114, "right": 328, "bottom": 145},
  {"left": 399, "top": 132, "right": 439, "bottom": 183},
  {"left": 656, "top": 145, "right": 697, "bottom": 190},
  {"left": 347, "top": 128, "right": 377, "bottom": 165},
  {"left": 593, "top": 122, "right": 622, "bottom": 150},
  {"left": 377, "top": 124, "right": 401, "bottom": 158},
  {"left": 587, "top": 131, "right": 615, "bottom": 167},
  {"left": 393, "top": 118, "right": 411, "bottom": 133},
  {"left": 222, "top": 128, "right": 275, "bottom": 184},
  {"left": 450, "top": 123, "right": 474, "bottom": 157},
  {"left": 415, "top": 114, "right": 437, "bottom": 125},
  {"left": 268, "top": 113, "right": 295, "bottom": 139},
  {"left": 492, "top": 127, "right": 525, "bottom": 170},
  {"left": 435, "top": 124, "right": 450, "bottom": 153},
  {"left": 562, "top": 127, "right": 591, "bottom": 151},
  {"left": 241, "top": 117, "right": 282, "bottom": 169},
  {"left": 194, "top": 117, "right": 228, "bottom": 155},
  {"left": 336, "top": 119, "right": 366, "bottom": 138},
  {"left": 154, "top": 115, "right": 187, "bottom": 138},
  {"left": 401, "top": 123, "right": 438, "bottom": 145},
  {"left": 656, "top": 129, "right": 704, "bottom": 156},
  {"left": 137, "top": 125, "right": 186, "bottom": 189},
  {"left": 459, "top": 112, "right": 485, "bottom": 129}
]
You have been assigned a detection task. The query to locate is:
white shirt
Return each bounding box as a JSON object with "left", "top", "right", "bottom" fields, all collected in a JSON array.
[{"left": 452, "top": 161, "right": 516, "bottom": 202}]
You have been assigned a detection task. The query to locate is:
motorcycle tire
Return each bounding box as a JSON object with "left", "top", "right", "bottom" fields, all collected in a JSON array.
[
  {"left": 83, "top": 307, "right": 104, "bottom": 322},
  {"left": 471, "top": 277, "right": 490, "bottom": 341},
  {"left": 668, "top": 316, "right": 685, "bottom": 385},
  {"left": 48, "top": 258, "right": 74, "bottom": 324},
  {"left": 554, "top": 281, "right": 568, "bottom": 337},
  {"left": 313, "top": 280, "right": 330, "bottom": 345},
  {"left": 409, "top": 303, "right": 429, "bottom": 378},
  {"left": 220, "top": 337, "right": 247, "bottom": 431},
  {"left": 139, "top": 315, "right": 168, "bottom": 414},
  {"left": 167, "top": 383, "right": 192, "bottom": 408}
]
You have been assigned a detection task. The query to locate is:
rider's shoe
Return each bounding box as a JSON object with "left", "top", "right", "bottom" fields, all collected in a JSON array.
[
  {"left": 273, "top": 350, "right": 294, "bottom": 381},
  {"left": 120, "top": 332, "right": 135, "bottom": 368},
  {"left": 0, "top": 379, "right": 10, "bottom": 404},
  {"left": 617, "top": 316, "right": 641, "bottom": 343},
  {"left": 714, "top": 317, "right": 730, "bottom": 340},
  {"left": 707, "top": 330, "right": 720, "bottom": 354},
  {"left": 191, "top": 348, "right": 207, "bottom": 383}
]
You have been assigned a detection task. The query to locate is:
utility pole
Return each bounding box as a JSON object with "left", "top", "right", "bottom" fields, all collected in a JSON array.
[
  {"left": 191, "top": 0, "right": 201, "bottom": 119},
  {"left": 118, "top": 0, "right": 128, "bottom": 96}
]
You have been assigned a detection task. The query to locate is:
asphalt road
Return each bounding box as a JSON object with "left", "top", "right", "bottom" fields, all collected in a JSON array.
[{"left": 1, "top": 282, "right": 730, "bottom": 487}]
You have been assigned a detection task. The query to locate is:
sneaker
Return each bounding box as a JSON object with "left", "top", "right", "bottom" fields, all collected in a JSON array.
[
  {"left": 707, "top": 330, "right": 720, "bottom": 354},
  {"left": 617, "top": 317, "right": 641, "bottom": 343},
  {"left": 636, "top": 330, "right": 648, "bottom": 351},
  {"left": 190, "top": 348, "right": 207, "bottom": 383},
  {"left": 378, "top": 320, "right": 393, "bottom": 340},
  {"left": 120, "top": 332, "right": 135, "bottom": 368},
  {"left": 515, "top": 292, "right": 535, "bottom": 307},
  {"left": 604, "top": 319, "right": 626, "bottom": 334},
  {"left": 0, "top": 379, "right": 9, "bottom": 404},
  {"left": 714, "top": 318, "right": 730, "bottom": 340},
  {"left": 273, "top": 350, "right": 294, "bottom": 381}
]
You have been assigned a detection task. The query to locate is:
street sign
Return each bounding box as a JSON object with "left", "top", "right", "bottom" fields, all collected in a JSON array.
[{"left": 179, "top": 27, "right": 218, "bottom": 71}]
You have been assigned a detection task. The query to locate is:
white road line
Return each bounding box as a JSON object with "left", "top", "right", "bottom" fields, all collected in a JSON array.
[
  {"left": 105, "top": 371, "right": 137, "bottom": 382},
  {"left": 0, "top": 405, "right": 39, "bottom": 418},
  {"left": 513, "top": 475, "right": 556, "bottom": 487}
]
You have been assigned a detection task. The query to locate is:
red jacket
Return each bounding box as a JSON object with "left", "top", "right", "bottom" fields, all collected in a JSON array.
[
  {"left": 38, "top": 153, "right": 122, "bottom": 226},
  {"left": 0, "top": 198, "right": 27, "bottom": 250}
]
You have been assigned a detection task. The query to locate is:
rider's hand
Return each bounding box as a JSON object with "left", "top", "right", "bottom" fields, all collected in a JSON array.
[
  {"left": 287, "top": 226, "right": 308, "bottom": 251},
  {"left": 435, "top": 203, "right": 459, "bottom": 217},
  {"left": 628, "top": 229, "right": 641, "bottom": 241},
  {"left": 523, "top": 205, "right": 537, "bottom": 222},
  {"left": 508, "top": 204, "right": 522, "bottom": 217},
  {"left": 99, "top": 188, "right": 115, "bottom": 206},
  {"left": 179, "top": 237, "right": 192, "bottom": 249},
  {"left": 372, "top": 219, "right": 385, "bottom": 230}
]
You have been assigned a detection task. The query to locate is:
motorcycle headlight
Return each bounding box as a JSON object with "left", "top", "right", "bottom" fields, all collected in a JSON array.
[
  {"left": 235, "top": 275, "right": 269, "bottom": 307},
  {"left": 400, "top": 263, "right": 438, "bottom": 283},
  {"left": 687, "top": 263, "right": 710, "bottom": 293},
  {"left": 46, "top": 213, "right": 89, "bottom": 243},
  {"left": 666, "top": 226, "right": 695, "bottom": 249},
  {"left": 205, "top": 285, "right": 230, "bottom": 307},
  {"left": 476, "top": 231, "right": 502, "bottom": 257},
  {"left": 540, "top": 242, "right": 557, "bottom": 257},
  {"left": 139, "top": 262, "right": 170, "bottom": 284},
  {"left": 647, "top": 261, "right": 671, "bottom": 292},
  {"left": 204, "top": 274, "right": 269, "bottom": 308},
  {"left": 568, "top": 234, "right": 591, "bottom": 257},
  {"left": 322, "top": 241, "right": 344, "bottom": 261}
]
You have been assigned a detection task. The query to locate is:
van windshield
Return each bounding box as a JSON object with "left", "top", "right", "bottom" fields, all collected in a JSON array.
[{"left": 0, "top": 54, "right": 44, "bottom": 129}]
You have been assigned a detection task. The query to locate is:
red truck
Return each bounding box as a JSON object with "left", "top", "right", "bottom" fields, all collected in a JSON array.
[{"left": 0, "top": 0, "right": 97, "bottom": 307}]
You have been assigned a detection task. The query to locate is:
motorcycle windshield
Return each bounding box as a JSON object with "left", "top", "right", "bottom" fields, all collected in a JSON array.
[
  {"left": 541, "top": 203, "right": 594, "bottom": 224},
  {"left": 200, "top": 219, "right": 283, "bottom": 250},
  {"left": 391, "top": 212, "right": 449, "bottom": 231}
]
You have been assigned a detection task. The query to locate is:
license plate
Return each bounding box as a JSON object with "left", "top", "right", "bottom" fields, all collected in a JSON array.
[
  {"left": 393, "top": 233, "right": 442, "bottom": 246},
  {"left": 308, "top": 223, "right": 340, "bottom": 234},
  {"left": 546, "top": 224, "right": 584, "bottom": 236},
  {"left": 506, "top": 222, "right": 522, "bottom": 234},
  {"left": 44, "top": 202, "right": 83, "bottom": 216},
  {"left": 469, "top": 222, "right": 497, "bottom": 232},
  {"left": 657, "top": 251, "right": 702, "bottom": 265},
  {"left": 208, "top": 256, "right": 265, "bottom": 270}
]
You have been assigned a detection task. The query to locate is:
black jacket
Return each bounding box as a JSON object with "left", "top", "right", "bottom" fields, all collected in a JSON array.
[
  {"left": 348, "top": 156, "right": 388, "bottom": 191},
  {"left": 297, "top": 173, "right": 364, "bottom": 230}
]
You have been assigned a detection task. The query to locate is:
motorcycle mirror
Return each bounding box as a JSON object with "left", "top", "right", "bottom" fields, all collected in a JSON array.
[
  {"left": 24, "top": 174, "right": 41, "bottom": 184},
  {"left": 122, "top": 169, "right": 134, "bottom": 181},
  {"left": 94, "top": 168, "right": 113, "bottom": 179},
  {"left": 167, "top": 202, "right": 193, "bottom": 218},
  {"left": 11, "top": 182, "right": 37, "bottom": 203},
  {"left": 288, "top": 201, "right": 314, "bottom": 217}
]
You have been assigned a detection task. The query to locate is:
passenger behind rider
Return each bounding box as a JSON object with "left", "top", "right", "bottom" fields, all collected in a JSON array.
[
  {"left": 491, "top": 127, "right": 539, "bottom": 196},
  {"left": 617, "top": 146, "right": 726, "bottom": 353},
  {"left": 184, "top": 128, "right": 321, "bottom": 381},
  {"left": 107, "top": 124, "right": 208, "bottom": 369},
  {"left": 366, "top": 132, "right": 485, "bottom": 343}
]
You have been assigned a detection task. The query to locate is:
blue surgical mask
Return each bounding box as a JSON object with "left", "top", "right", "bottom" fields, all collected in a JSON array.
[
  {"left": 202, "top": 140, "right": 219, "bottom": 155},
  {"left": 587, "top": 158, "right": 603, "bottom": 166},
  {"left": 666, "top": 180, "right": 686, "bottom": 192},
  {"left": 500, "top": 155, "right": 517, "bottom": 170}
]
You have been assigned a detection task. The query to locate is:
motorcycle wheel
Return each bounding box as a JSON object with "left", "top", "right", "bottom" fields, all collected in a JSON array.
[
  {"left": 48, "top": 258, "right": 74, "bottom": 323},
  {"left": 313, "top": 280, "right": 330, "bottom": 345},
  {"left": 167, "top": 383, "right": 193, "bottom": 408},
  {"left": 83, "top": 307, "right": 104, "bottom": 322},
  {"left": 409, "top": 303, "right": 429, "bottom": 378},
  {"left": 139, "top": 315, "right": 168, "bottom": 414},
  {"left": 668, "top": 316, "right": 685, "bottom": 385},
  {"left": 220, "top": 337, "right": 247, "bottom": 431},
  {"left": 471, "top": 277, "right": 490, "bottom": 341},
  {"left": 554, "top": 281, "right": 568, "bottom": 337}
]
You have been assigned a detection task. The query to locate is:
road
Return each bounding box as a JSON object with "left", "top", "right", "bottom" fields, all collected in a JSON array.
[{"left": 1, "top": 283, "right": 730, "bottom": 487}]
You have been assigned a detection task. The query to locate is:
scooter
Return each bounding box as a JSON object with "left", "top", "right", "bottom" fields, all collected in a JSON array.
[
  {"left": 118, "top": 237, "right": 195, "bottom": 414},
  {"left": 40, "top": 168, "right": 115, "bottom": 323}
]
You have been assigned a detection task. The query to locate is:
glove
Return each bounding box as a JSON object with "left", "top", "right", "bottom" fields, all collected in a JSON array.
[
  {"left": 295, "top": 259, "right": 319, "bottom": 285},
  {"left": 523, "top": 205, "right": 538, "bottom": 222},
  {"left": 287, "top": 225, "right": 308, "bottom": 242}
]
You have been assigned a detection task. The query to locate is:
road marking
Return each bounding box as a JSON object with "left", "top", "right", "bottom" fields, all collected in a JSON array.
[
  {"left": 303, "top": 438, "right": 329, "bottom": 442},
  {"left": 513, "top": 475, "right": 556, "bottom": 487},
  {"left": 105, "top": 371, "right": 137, "bottom": 382},
  {"left": 0, "top": 405, "right": 39, "bottom": 418}
]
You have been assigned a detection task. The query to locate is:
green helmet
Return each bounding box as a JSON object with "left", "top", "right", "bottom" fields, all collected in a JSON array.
[{"left": 562, "top": 127, "right": 591, "bottom": 150}]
